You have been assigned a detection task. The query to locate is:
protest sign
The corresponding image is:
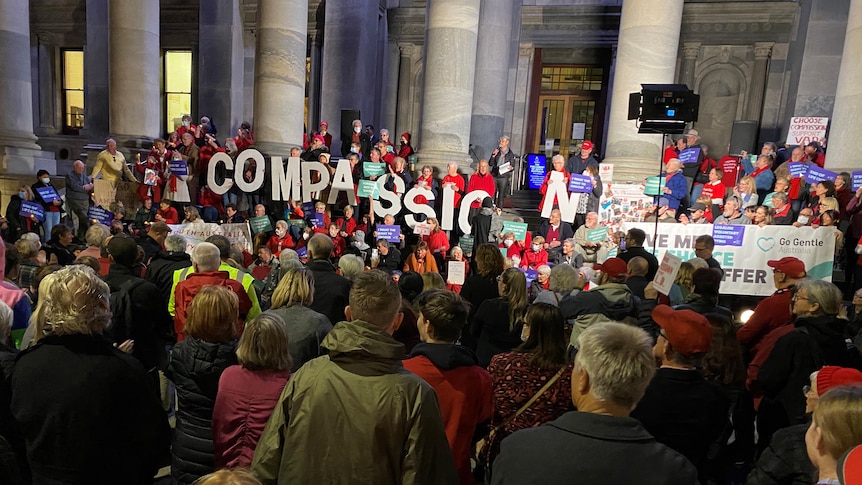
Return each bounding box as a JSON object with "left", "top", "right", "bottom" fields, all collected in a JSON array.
[
  {"left": 502, "top": 221, "right": 528, "bottom": 241},
  {"left": 413, "top": 223, "right": 431, "bottom": 236},
  {"left": 249, "top": 215, "right": 273, "bottom": 234},
  {"left": 643, "top": 177, "right": 666, "bottom": 196},
  {"left": 789, "top": 162, "right": 808, "bottom": 179},
  {"left": 19, "top": 201, "right": 44, "bottom": 222},
  {"left": 312, "top": 213, "right": 325, "bottom": 228},
  {"left": 678, "top": 147, "right": 701, "bottom": 165},
  {"left": 852, "top": 171, "right": 862, "bottom": 191},
  {"left": 447, "top": 261, "right": 466, "bottom": 285},
  {"left": 357, "top": 179, "right": 380, "bottom": 199},
  {"left": 296, "top": 247, "right": 308, "bottom": 259},
  {"left": 805, "top": 165, "right": 837, "bottom": 185},
  {"left": 786, "top": 117, "right": 828, "bottom": 146},
  {"left": 568, "top": 174, "right": 594, "bottom": 193},
  {"left": 599, "top": 163, "right": 613, "bottom": 183},
  {"left": 712, "top": 225, "right": 746, "bottom": 247},
  {"left": 599, "top": 183, "right": 655, "bottom": 226},
  {"left": 377, "top": 224, "right": 401, "bottom": 243},
  {"left": 459, "top": 235, "right": 474, "bottom": 255},
  {"left": 653, "top": 252, "right": 683, "bottom": 296},
  {"left": 34, "top": 185, "right": 60, "bottom": 202},
  {"left": 363, "top": 162, "right": 386, "bottom": 177},
  {"left": 169, "top": 160, "right": 188, "bottom": 176},
  {"left": 94, "top": 179, "right": 139, "bottom": 211},
  {"left": 167, "top": 222, "right": 252, "bottom": 253},
  {"left": 587, "top": 227, "right": 607, "bottom": 243},
  {"left": 87, "top": 205, "right": 113, "bottom": 226}
]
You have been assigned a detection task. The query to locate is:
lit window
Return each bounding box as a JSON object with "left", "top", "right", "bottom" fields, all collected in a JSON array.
[
  {"left": 63, "top": 50, "right": 84, "bottom": 131},
  {"left": 541, "top": 66, "right": 604, "bottom": 91},
  {"left": 165, "top": 50, "right": 192, "bottom": 135}
]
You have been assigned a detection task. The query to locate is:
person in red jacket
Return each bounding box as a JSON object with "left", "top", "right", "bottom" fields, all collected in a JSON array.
[
  {"left": 423, "top": 218, "right": 450, "bottom": 257},
  {"left": 327, "top": 222, "right": 346, "bottom": 258},
  {"left": 403, "top": 289, "right": 493, "bottom": 485},
  {"left": 172, "top": 242, "right": 252, "bottom": 341},
  {"left": 521, "top": 236, "right": 549, "bottom": 270},
  {"left": 467, "top": 160, "right": 496, "bottom": 211},
  {"left": 212, "top": 313, "right": 292, "bottom": 469},
  {"left": 397, "top": 132, "right": 415, "bottom": 159},
  {"left": 335, "top": 205, "right": 357, "bottom": 238},
  {"left": 538, "top": 155, "right": 570, "bottom": 213},
  {"left": 156, "top": 199, "right": 179, "bottom": 224},
  {"left": 267, "top": 220, "right": 295, "bottom": 257}
]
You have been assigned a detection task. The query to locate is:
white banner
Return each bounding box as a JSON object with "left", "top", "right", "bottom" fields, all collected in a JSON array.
[
  {"left": 167, "top": 222, "right": 252, "bottom": 254},
  {"left": 786, "top": 116, "right": 828, "bottom": 146},
  {"left": 599, "top": 183, "right": 655, "bottom": 226},
  {"left": 621, "top": 222, "right": 835, "bottom": 296}
]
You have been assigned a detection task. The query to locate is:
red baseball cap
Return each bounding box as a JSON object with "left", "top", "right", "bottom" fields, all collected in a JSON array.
[
  {"left": 581, "top": 141, "right": 594, "bottom": 150},
  {"left": 319, "top": 121, "right": 328, "bottom": 127},
  {"left": 313, "top": 134, "right": 325, "bottom": 144},
  {"left": 767, "top": 257, "right": 806, "bottom": 279},
  {"left": 594, "top": 257, "right": 627, "bottom": 278},
  {"left": 652, "top": 305, "right": 713, "bottom": 357},
  {"left": 816, "top": 366, "right": 862, "bottom": 396}
]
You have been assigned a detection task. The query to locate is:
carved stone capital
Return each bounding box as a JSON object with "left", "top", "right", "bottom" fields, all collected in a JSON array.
[
  {"left": 682, "top": 42, "right": 701, "bottom": 59},
  {"left": 398, "top": 42, "right": 418, "bottom": 58},
  {"left": 753, "top": 42, "right": 774, "bottom": 59}
]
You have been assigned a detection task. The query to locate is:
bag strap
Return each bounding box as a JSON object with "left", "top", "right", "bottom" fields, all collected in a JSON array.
[{"left": 493, "top": 365, "right": 567, "bottom": 432}]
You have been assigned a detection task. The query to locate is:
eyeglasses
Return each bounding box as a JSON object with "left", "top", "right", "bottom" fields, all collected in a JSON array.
[
  {"left": 792, "top": 293, "right": 810, "bottom": 302},
  {"left": 658, "top": 329, "right": 668, "bottom": 340},
  {"left": 496, "top": 275, "right": 503, "bottom": 282},
  {"left": 803, "top": 385, "right": 819, "bottom": 398}
]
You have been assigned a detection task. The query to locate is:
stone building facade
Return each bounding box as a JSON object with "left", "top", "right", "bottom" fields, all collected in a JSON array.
[{"left": 0, "top": 0, "right": 858, "bottom": 206}]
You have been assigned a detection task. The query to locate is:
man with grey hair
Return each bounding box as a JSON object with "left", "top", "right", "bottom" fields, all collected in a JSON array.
[
  {"left": 93, "top": 138, "right": 136, "bottom": 182},
  {"left": 491, "top": 322, "right": 696, "bottom": 484},
  {"left": 714, "top": 196, "right": 750, "bottom": 225},
  {"left": 172, "top": 242, "right": 252, "bottom": 341},
  {"left": 342, "top": 118, "right": 371, "bottom": 158},
  {"left": 770, "top": 191, "right": 794, "bottom": 225},
  {"left": 65, "top": 159, "right": 94, "bottom": 242},
  {"left": 488, "top": 135, "right": 517, "bottom": 208},
  {"left": 145, "top": 234, "right": 191, "bottom": 304}
]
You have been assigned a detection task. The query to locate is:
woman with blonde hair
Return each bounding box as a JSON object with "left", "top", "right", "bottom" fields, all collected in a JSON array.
[
  {"left": 806, "top": 386, "right": 862, "bottom": 484},
  {"left": 421, "top": 271, "right": 446, "bottom": 291},
  {"left": 422, "top": 217, "right": 449, "bottom": 269},
  {"left": 265, "top": 267, "right": 332, "bottom": 371},
  {"left": 471, "top": 267, "right": 528, "bottom": 367},
  {"left": 167, "top": 285, "right": 240, "bottom": 485},
  {"left": 193, "top": 469, "right": 262, "bottom": 485},
  {"left": 734, "top": 175, "right": 759, "bottom": 209},
  {"left": 212, "top": 313, "right": 292, "bottom": 469},
  {"left": 11, "top": 266, "right": 170, "bottom": 484}
]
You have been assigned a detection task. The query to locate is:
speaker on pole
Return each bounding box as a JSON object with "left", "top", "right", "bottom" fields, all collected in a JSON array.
[{"left": 729, "top": 121, "right": 759, "bottom": 156}]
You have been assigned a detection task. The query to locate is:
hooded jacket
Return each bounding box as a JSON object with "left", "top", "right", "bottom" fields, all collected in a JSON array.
[
  {"left": 562, "top": 283, "right": 640, "bottom": 348},
  {"left": 404, "top": 343, "right": 494, "bottom": 484},
  {"left": 252, "top": 320, "right": 457, "bottom": 485},
  {"left": 167, "top": 338, "right": 239, "bottom": 485}
]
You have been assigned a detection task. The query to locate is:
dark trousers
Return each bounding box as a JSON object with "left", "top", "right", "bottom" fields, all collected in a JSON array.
[
  {"left": 67, "top": 199, "right": 90, "bottom": 241},
  {"left": 493, "top": 175, "right": 511, "bottom": 208}
]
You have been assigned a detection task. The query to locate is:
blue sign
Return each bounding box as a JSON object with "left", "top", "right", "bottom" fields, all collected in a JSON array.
[
  {"left": 527, "top": 154, "right": 547, "bottom": 190},
  {"left": 789, "top": 162, "right": 808, "bottom": 179},
  {"left": 522, "top": 268, "right": 538, "bottom": 286},
  {"left": 805, "top": 165, "right": 837, "bottom": 185},
  {"left": 377, "top": 224, "right": 401, "bottom": 243},
  {"left": 852, "top": 171, "right": 862, "bottom": 191},
  {"left": 87, "top": 205, "right": 113, "bottom": 226},
  {"left": 712, "top": 224, "right": 745, "bottom": 247},
  {"left": 296, "top": 247, "right": 308, "bottom": 259},
  {"left": 312, "top": 212, "right": 325, "bottom": 228},
  {"left": 568, "top": 174, "right": 593, "bottom": 193},
  {"left": 678, "top": 147, "right": 702, "bottom": 165},
  {"left": 19, "top": 201, "right": 44, "bottom": 222},
  {"left": 169, "top": 160, "right": 188, "bottom": 176},
  {"left": 35, "top": 185, "right": 60, "bottom": 202}
]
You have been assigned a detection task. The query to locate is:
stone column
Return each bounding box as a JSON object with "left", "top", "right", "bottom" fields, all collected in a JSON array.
[
  {"left": 252, "top": 0, "right": 308, "bottom": 154},
  {"left": 382, "top": 41, "right": 400, "bottom": 136},
  {"left": 109, "top": 0, "right": 160, "bottom": 144},
  {"left": 603, "top": 0, "right": 684, "bottom": 183},
  {"left": 307, "top": 38, "right": 322, "bottom": 131},
  {"left": 199, "top": 0, "right": 245, "bottom": 136},
  {"left": 419, "top": 0, "right": 481, "bottom": 174},
  {"left": 83, "top": 0, "right": 109, "bottom": 141},
  {"left": 395, "top": 43, "right": 417, "bottom": 142},
  {"left": 745, "top": 42, "right": 773, "bottom": 121},
  {"left": 679, "top": 42, "right": 700, "bottom": 90},
  {"left": 470, "top": 0, "right": 518, "bottom": 162},
  {"left": 827, "top": 0, "right": 862, "bottom": 170},
  {"left": 320, "top": 0, "right": 379, "bottom": 157}
]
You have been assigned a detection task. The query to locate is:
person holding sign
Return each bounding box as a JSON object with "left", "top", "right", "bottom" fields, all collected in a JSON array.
[
  {"left": 740, "top": 154, "right": 776, "bottom": 204},
  {"left": 32, "top": 169, "right": 63, "bottom": 242},
  {"left": 489, "top": 135, "right": 517, "bottom": 208},
  {"left": 538, "top": 155, "right": 570, "bottom": 214},
  {"left": 6, "top": 185, "right": 40, "bottom": 240},
  {"left": 573, "top": 212, "right": 610, "bottom": 265},
  {"left": 659, "top": 159, "right": 688, "bottom": 216},
  {"left": 138, "top": 138, "right": 170, "bottom": 203},
  {"left": 413, "top": 166, "right": 438, "bottom": 206},
  {"left": 573, "top": 164, "right": 602, "bottom": 229}
]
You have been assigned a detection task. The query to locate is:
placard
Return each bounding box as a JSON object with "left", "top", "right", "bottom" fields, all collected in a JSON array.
[
  {"left": 34, "top": 185, "right": 60, "bottom": 202},
  {"left": 312, "top": 212, "right": 325, "bottom": 228},
  {"left": 144, "top": 168, "right": 158, "bottom": 186},
  {"left": 789, "top": 162, "right": 808, "bottom": 179},
  {"left": 786, "top": 116, "right": 828, "bottom": 146},
  {"left": 653, "top": 252, "right": 683, "bottom": 296},
  {"left": 587, "top": 227, "right": 607, "bottom": 243},
  {"left": 169, "top": 160, "right": 188, "bottom": 176},
  {"left": 805, "top": 165, "right": 837, "bottom": 185},
  {"left": 527, "top": 154, "right": 547, "bottom": 190},
  {"left": 643, "top": 176, "right": 666, "bottom": 196},
  {"left": 502, "top": 221, "right": 528, "bottom": 241},
  {"left": 167, "top": 222, "right": 252, "bottom": 253},
  {"left": 296, "top": 247, "right": 308, "bottom": 259},
  {"left": 88, "top": 205, "right": 113, "bottom": 226},
  {"left": 459, "top": 235, "right": 474, "bottom": 255},
  {"left": 568, "top": 174, "right": 594, "bottom": 193},
  {"left": 94, "top": 179, "right": 139, "bottom": 212},
  {"left": 678, "top": 147, "right": 702, "bottom": 165},
  {"left": 249, "top": 215, "right": 273, "bottom": 234},
  {"left": 762, "top": 192, "right": 775, "bottom": 208},
  {"left": 447, "top": 261, "right": 466, "bottom": 285},
  {"left": 19, "top": 201, "right": 44, "bottom": 222},
  {"left": 497, "top": 161, "right": 513, "bottom": 175},
  {"left": 377, "top": 224, "right": 401, "bottom": 243},
  {"left": 853, "top": 171, "right": 862, "bottom": 191},
  {"left": 712, "top": 224, "right": 746, "bottom": 247},
  {"left": 357, "top": 179, "right": 380, "bottom": 199},
  {"left": 363, "top": 162, "right": 386, "bottom": 177},
  {"left": 572, "top": 123, "right": 586, "bottom": 140},
  {"left": 413, "top": 223, "right": 431, "bottom": 236},
  {"left": 523, "top": 268, "right": 538, "bottom": 286},
  {"left": 599, "top": 163, "right": 613, "bottom": 183}
]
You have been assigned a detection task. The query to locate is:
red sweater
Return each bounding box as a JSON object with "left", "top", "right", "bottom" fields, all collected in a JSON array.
[
  {"left": 267, "top": 233, "right": 295, "bottom": 257},
  {"left": 158, "top": 207, "right": 179, "bottom": 224},
  {"left": 423, "top": 230, "right": 450, "bottom": 255},
  {"left": 403, "top": 349, "right": 493, "bottom": 485},
  {"left": 173, "top": 271, "right": 253, "bottom": 341},
  {"left": 521, "top": 248, "right": 548, "bottom": 270},
  {"left": 443, "top": 174, "right": 466, "bottom": 207},
  {"left": 212, "top": 366, "right": 291, "bottom": 469},
  {"left": 467, "top": 173, "right": 495, "bottom": 208}
]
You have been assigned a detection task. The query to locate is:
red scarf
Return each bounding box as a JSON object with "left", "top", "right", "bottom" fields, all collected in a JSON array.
[{"left": 751, "top": 166, "right": 770, "bottom": 179}]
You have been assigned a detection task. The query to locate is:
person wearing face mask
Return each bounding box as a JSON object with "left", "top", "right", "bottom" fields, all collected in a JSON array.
[
  {"left": 397, "top": 132, "right": 414, "bottom": 159},
  {"left": 176, "top": 114, "right": 196, "bottom": 141},
  {"left": 521, "top": 236, "right": 549, "bottom": 271},
  {"left": 499, "top": 231, "right": 524, "bottom": 260},
  {"left": 341, "top": 119, "right": 371, "bottom": 158},
  {"left": 316, "top": 121, "right": 332, "bottom": 149},
  {"left": 794, "top": 207, "right": 815, "bottom": 227},
  {"left": 267, "top": 221, "right": 295, "bottom": 258},
  {"left": 194, "top": 116, "right": 217, "bottom": 147},
  {"left": 32, "top": 170, "right": 64, "bottom": 243}
]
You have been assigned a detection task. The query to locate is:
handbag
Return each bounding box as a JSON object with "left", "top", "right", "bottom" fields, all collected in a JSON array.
[{"left": 474, "top": 365, "right": 567, "bottom": 464}]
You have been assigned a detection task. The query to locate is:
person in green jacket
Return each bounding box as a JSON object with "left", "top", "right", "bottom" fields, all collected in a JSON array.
[{"left": 252, "top": 270, "right": 457, "bottom": 485}]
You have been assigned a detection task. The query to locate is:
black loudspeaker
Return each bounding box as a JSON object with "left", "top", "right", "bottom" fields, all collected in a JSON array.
[
  {"left": 340, "top": 110, "right": 361, "bottom": 137},
  {"left": 729, "top": 121, "right": 759, "bottom": 156}
]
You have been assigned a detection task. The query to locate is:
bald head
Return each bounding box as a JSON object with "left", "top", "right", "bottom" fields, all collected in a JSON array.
[{"left": 627, "top": 257, "right": 648, "bottom": 278}]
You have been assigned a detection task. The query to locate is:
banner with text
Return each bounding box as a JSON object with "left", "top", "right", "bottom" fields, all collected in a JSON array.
[
  {"left": 786, "top": 116, "right": 828, "bottom": 146},
  {"left": 620, "top": 222, "right": 835, "bottom": 296},
  {"left": 167, "top": 222, "right": 252, "bottom": 254}
]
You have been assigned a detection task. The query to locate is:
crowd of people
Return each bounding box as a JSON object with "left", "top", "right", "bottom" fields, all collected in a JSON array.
[{"left": 1, "top": 116, "right": 862, "bottom": 485}]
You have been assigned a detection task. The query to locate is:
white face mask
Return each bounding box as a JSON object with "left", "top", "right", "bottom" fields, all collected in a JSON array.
[
  {"left": 275, "top": 228, "right": 286, "bottom": 237},
  {"left": 353, "top": 241, "right": 362, "bottom": 248},
  {"left": 504, "top": 239, "right": 514, "bottom": 248},
  {"left": 41, "top": 177, "right": 50, "bottom": 184},
  {"left": 532, "top": 244, "right": 542, "bottom": 252},
  {"left": 354, "top": 126, "right": 362, "bottom": 134},
  {"left": 797, "top": 215, "right": 810, "bottom": 225},
  {"left": 182, "top": 120, "right": 189, "bottom": 127},
  {"left": 303, "top": 232, "right": 310, "bottom": 240}
]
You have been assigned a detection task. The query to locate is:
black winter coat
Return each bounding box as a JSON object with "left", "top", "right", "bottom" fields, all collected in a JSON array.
[
  {"left": 307, "top": 259, "right": 352, "bottom": 325},
  {"left": 746, "top": 423, "right": 815, "bottom": 485},
  {"left": 145, "top": 250, "right": 192, "bottom": 305},
  {"left": 11, "top": 334, "right": 170, "bottom": 484},
  {"left": 167, "top": 338, "right": 238, "bottom": 485}
]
